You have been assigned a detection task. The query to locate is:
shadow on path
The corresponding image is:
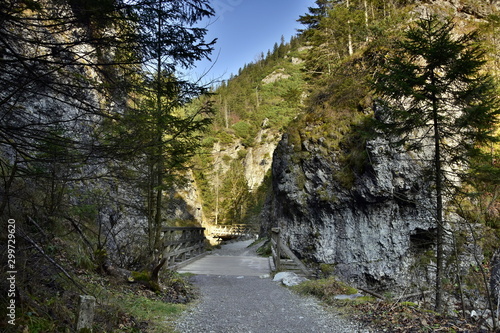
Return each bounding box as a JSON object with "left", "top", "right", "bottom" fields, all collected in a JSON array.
[
  {"left": 177, "top": 239, "right": 269, "bottom": 277},
  {"left": 174, "top": 240, "right": 370, "bottom": 333}
]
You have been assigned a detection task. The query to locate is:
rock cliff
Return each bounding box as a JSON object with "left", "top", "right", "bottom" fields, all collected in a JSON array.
[
  {"left": 257, "top": 0, "right": 500, "bottom": 296},
  {"left": 244, "top": 125, "right": 280, "bottom": 191},
  {"left": 263, "top": 131, "right": 439, "bottom": 290}
]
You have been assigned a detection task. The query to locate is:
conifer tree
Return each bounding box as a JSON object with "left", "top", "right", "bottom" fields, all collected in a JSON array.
[
  {"left": 0, "top": 0, "right": 140, "bottom": 218},
  {"left": 373, "top": 15, "right": 499, "bottom": 312},
  {"left": 123, "top": 0, "right": 215, "bottom": 271},
  {"left": 297, "top": 0, "right": 332, "bottom": 31}
]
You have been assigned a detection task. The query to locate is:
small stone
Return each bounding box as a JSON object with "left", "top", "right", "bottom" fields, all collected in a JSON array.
[
  {"left": 272, "top": 272, "right": 291, "bottom": 282},
  {"left": 471, "top": 310, "right": 479, "bottom": 320},
  {"left": 273, "top": 272, "right": 308, "bottom": 286}
]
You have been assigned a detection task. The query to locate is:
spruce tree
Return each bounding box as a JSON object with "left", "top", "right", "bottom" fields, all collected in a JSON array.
[
  {"left": 373, "top": 15, "right": 499, "bottom": 312},
  {"left": 122, "top": 0, "right": 215, "bottom": 272}
]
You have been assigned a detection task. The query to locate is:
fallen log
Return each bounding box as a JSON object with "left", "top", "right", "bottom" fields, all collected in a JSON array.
[{"left": 357, "top": 287, "right": 385, "bottom": 300}]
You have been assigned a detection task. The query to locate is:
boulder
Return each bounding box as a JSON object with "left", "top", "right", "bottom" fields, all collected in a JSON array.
[{"left": 273, "top": 272, "right": 308, "bottom": 287}]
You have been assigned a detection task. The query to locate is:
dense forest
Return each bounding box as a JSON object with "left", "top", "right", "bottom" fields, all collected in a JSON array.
[
  {"left": 1, "top": 0, "right": 499, "bottom": 331},
  {"left": 0, "top": 0, "right": 217, "bottom": 331}
]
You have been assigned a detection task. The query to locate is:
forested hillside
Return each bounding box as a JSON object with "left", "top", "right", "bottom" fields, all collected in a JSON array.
[
  {"left": 186, "top": 1, "right": 500, "bottom": 328},
  {"left": 188, "top": 34, "right": 307, "bottom": 227}
]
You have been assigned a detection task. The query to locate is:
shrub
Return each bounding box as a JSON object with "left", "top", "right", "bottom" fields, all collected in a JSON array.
[{"left": 292, "top": 276, "right": 358, "bottom": 303}]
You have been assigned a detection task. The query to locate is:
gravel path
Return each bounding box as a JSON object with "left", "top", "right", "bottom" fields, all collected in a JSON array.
[{"left": 174, "top": 240, "right": 372, "bottom": 333}]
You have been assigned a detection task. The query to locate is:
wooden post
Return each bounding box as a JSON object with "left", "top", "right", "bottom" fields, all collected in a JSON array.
[
  {"left": 76, "top": 295, "right": 95, "bottom": 332},
  {"left": 270, "top": 227, "right": 310, "bottom": 277},
  {"left": 271, "top": 228, "right": 281, "bottom": 271}
]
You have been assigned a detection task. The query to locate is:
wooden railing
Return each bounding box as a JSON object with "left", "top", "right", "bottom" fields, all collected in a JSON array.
[
  {"left": 210, "top": 224, "right": 255, "bottom": 241},
  {"left": 162, "top": 227, "right": 206, "bottom": 269},
  {"left": 270, "top": 228, "right": 311, "bottom": 277}
]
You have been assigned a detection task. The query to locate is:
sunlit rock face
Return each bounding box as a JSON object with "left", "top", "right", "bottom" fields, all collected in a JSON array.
[
  {"left": 263, "top": 133, "right": 438, "bottom": 290},
  {"left": 244, "top": 125, "right": 280, "bottom": 191}
]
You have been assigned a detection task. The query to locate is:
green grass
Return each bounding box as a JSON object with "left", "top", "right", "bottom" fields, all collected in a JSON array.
[
  {"left": 24, "top": 315, "right": 58, "bottom": 333},
  {"left": 116, "top": 292, "right": 187, "bottom": 333},
  {"left": 178, "top": 272, "right": 196, "bottom": 278},
  {"left": 291, "top": 276, "right": 360, "bottom": 304},
  {"left": 256, "top": 241, "right": 272, "bottom": 257}
]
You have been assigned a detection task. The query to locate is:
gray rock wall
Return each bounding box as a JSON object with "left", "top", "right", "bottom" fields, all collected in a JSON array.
[{"left": 264, "top": 134, "right": 438, "bottom": 290}]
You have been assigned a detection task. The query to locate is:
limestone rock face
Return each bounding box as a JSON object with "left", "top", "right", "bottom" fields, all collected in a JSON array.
[
  {"left": 209, "top": 126, "right": 278, "bottom": 193},
  {"left": 166, "top": 170, "right": 204, "bottom": 224},
  {"left": 264, "top": 134, "right": 438, "bottom": 290},
  {"left": 262, "top": 69, "right": 290, "bottom": 84},
  {"left": 244, "top": 126, "right": 280, "bottom": 191}
]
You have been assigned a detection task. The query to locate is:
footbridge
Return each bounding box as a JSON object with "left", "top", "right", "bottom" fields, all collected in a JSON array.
[
  {"left": 162, "top": 225, "right": 311, "bottom": 278},
  {"left": 209, "top": 224, "right": 257, "bottom": 242},
  {"left": 162, "top": 227, "right": 206, "bottom": 270},
  {"left": 161, "top": 224, "right": 258, "bottom": 270},
  {"left": 178, "top": 239, "right": 270, "bottom": 276}
]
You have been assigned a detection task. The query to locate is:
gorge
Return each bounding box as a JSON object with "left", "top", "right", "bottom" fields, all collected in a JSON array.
[{"left": 1, "top": 0, "right": 499, "bottom": 331}]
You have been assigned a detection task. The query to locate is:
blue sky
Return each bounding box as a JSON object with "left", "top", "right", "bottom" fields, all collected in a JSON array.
[{"left": 188, "top": 0, "right": 315, "bottom": 84}]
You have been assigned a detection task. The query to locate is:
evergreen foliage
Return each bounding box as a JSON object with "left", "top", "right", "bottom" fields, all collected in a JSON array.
[
  {"left": 191, "top": 34, "right": 306, "bottom": 225},
  {"left": 282, "top": 2, "right": 499, "bottom": 318},
  {"left": 126, "top": 0, "right": 214, "bottom": 270},
  {"left": 373, "top": 15, "right": 500, "bottom": 312},
  {"left": 0, "top": 1, "right": 215, "bottom": 329}
]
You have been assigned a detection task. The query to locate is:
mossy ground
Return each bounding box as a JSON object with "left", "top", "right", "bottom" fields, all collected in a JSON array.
[
  {"left": 0, "top": 232, "right": 197, "bottom": 333},
  {"left": 291, "top": 277, "right": 485, "bottom": 332}
]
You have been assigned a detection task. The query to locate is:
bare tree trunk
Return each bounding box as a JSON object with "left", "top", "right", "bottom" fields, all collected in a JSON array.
[
  {"left": 224, "top": 99, "right": 229, "bottom": 129},
  {"left": 0, "top": 160, "right": 17, "bottom": 216},
  {"left": 431, "top": 70, "right": 444, "bottom": 313},
  {"left": 452, "top": 233, "right": 467, "bottom": 319},
  {"left": 364, "top": 0, "right": 369, "bottom": 42},
  {"left": 347, "top": 0, "right": 353, "bottom": 56},
  {"left": 151, "top": 258, "right": 167, "bottom": 285},
  {"left": 255, "top": 86, "right": 260, "bottom": 109},
  {"left": 147, "top": 161, "right": 155, "bottom": 252},
  {"left": 490, "top": 248, "right": 500, "bottom": 329},
  {"left": 215, "top": 145, "right": 220, "bottom": 225}
]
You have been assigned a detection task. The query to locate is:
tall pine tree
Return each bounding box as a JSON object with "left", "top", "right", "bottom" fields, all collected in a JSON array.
[
  {"left": 373, "top": 15, "right": 500, "bottom": 312},
  {"left": 122, "top": 0, "right": 215, "bottom": 272}
]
